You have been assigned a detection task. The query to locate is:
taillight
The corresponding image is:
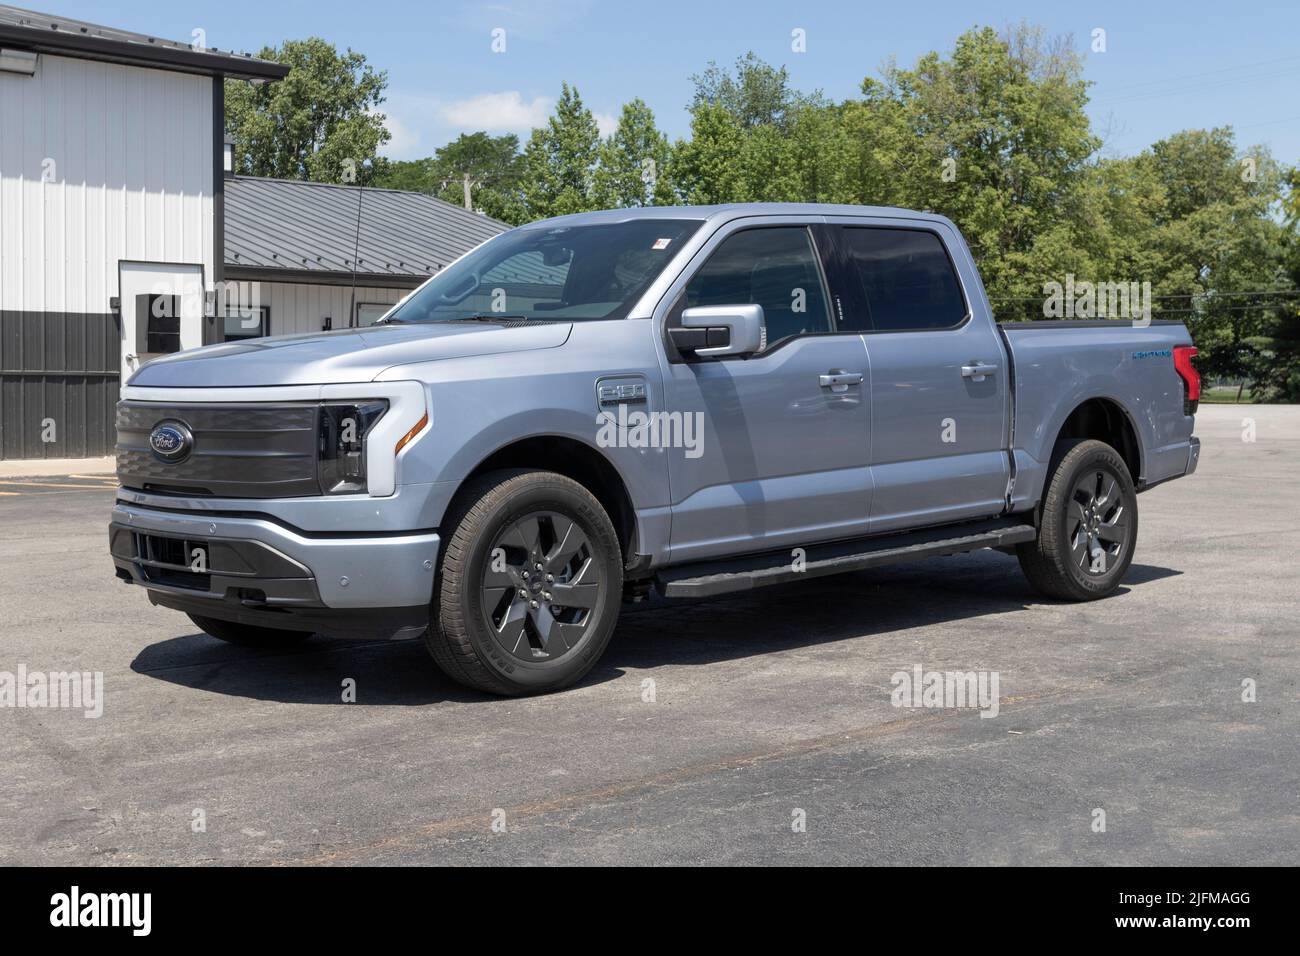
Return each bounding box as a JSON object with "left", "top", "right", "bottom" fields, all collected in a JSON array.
[{"left": 1174, "top": 345, "right": 1200, "bottom": 415}]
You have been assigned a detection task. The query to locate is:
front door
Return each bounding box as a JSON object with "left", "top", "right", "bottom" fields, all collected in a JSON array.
[
  {"left": 117, "top": 262, "right": 206, "bottom": 383},
  {"left": 660, "top": 223, "right": 873, "bottom": 564},
  {"left": 829, "top": 221, "right": 1009, "bottom": 533}
]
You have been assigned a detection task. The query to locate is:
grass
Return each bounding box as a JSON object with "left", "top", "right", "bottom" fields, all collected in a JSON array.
[{"left": 1202, "top": 385, "right": 1254, "bottom": 404}]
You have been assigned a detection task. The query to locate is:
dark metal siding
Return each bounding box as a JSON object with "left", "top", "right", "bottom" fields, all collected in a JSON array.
[{"left": 0, "top": 311, "right": 120, "bottom": 459}]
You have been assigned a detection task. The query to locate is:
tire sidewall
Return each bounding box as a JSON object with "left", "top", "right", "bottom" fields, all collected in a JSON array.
[
  {"left": 449, "top": 478, "right": 622, "bottom": 692},
  {"left": 1049, "top": 443, "right": 1138, "bottom": 597}
]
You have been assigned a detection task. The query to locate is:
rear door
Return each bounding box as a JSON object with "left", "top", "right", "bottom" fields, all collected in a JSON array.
[
  {"left": 657, "top": 219, "right": 873, "bottom": 564},
  {"left": 828, "top": 219, "right": 1009, "bottom": 533}
]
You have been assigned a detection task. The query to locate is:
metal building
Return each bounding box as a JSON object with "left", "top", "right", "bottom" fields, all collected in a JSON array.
[
  {"left": 0, "top": 5, "right": 509, "bottom": 460},
  {"left": 221, "top": 173, "right": 506, "bottom": 339}
]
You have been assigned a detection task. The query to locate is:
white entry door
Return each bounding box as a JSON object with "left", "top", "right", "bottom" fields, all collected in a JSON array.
[{"left": 117, "top": 261, "right": 206, "bottom": 382}]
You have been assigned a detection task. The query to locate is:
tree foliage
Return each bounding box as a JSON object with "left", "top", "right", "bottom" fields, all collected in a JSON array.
[
  {"left": 372, "top": 132, "right": 524, "bottom": 222},
  {"left": 225, "top": 38, "right": 389, "bottom": 184},
  {"left": 241, "top": 27, "right": 1299, "bottom": 398},
  {"left": 520, "top": 83, "right": 602, "bottom": 220},
  {"left": 592, "top": 99, "right": 675, "bottom": 208}
]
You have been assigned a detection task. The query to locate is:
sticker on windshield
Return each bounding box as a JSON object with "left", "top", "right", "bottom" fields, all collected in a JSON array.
[{"left": 652, "top": 238, "right": 672, "bottom": 250}]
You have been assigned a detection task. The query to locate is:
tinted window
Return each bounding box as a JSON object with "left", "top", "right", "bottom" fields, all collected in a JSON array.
[
  {"left": 841, "top": 228, "right": 967, "bottom": 332},
  {"left": 681, "top": 227, "right": 831, "bottom": 349},
  {"left": 388, "top": 219, "right": 702, "bottom": 324}
]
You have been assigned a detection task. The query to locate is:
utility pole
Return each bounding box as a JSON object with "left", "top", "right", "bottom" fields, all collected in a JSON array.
[{"left": 462, "top": 171, "right": 473, "bottom": 211}]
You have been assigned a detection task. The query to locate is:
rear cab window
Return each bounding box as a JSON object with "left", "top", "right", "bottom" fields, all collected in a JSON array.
[{"left": 836, "top": 227, "right": 969, "bottom": 332}]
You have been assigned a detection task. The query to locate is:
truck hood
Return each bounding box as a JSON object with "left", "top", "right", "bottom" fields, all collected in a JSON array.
[{"left": 127, "top": 321, "right": 573, "bottom": 388}]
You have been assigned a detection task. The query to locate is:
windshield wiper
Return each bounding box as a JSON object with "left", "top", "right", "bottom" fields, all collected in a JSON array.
[{"left": 449, "top": 314, "right": 532, "bottom": 323}]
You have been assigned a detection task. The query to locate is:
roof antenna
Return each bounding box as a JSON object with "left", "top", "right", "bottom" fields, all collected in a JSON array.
[{"left": 348, "top": 158, "right": 370, "bottom": 328}]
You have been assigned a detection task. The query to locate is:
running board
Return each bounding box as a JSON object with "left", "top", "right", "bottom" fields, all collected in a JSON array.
[{"left": 656, "top": 519, "right": 1037, "bottom": 599}]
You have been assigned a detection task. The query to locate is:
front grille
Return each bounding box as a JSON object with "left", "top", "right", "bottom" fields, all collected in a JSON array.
[
  {"left": 133, "top": 532, "right": 211, "bottom": 591},
  {"left": 116, "top": 401, "right": 319, "bottom": 498}
]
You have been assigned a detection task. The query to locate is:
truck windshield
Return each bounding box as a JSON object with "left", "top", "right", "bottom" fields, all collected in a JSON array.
[{"left": 385, "top": 219, "right": 703, "bottom": 324}]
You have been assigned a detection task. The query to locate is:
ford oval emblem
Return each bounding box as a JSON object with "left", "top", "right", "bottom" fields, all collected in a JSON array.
[{"left": 148, "top": 420, "right": 193, "bottom": 463}]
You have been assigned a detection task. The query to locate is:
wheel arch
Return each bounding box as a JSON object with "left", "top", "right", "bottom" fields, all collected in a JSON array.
[
  {"left": 459, "top": 435, "right": 639, "bottom": 564},
  {"left": 1052, "top": 397, "right": 1143, "bottom": 483}
]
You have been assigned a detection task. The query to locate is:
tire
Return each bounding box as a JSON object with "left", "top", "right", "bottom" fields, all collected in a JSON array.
[
  {"left": 187, "top": 614, "right": 313, "bottom": 646},
  {"left": 424, "top": 469, "right": 623, "bottom": 696},
  {"left": 1017, "top": 439, "right": 1138, "bottom": 601}
]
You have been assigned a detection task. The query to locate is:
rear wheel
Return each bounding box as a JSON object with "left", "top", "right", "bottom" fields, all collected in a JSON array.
[
  {"left": 424, "top": 469, "right": 623, "bottom": 696},
  {"left": 1017, "top": 439, "right": 1138, "bottom": 601},
  {"left": 187, "top": 614, "right": 313, "bottom": 646}
]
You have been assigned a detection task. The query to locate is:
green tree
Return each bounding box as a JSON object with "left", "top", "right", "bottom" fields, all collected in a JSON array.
[
  {"left": 369, "top": 157, "right": 438, "bottom": 193},
  {"left": 519, "top": 83, "right": 601, "bottom": 219},
  {"left": 374, "top": 132, "right": 525, "bottom": 223},
  {"left": 676, "top": 53, "right": 846, "bottom": 205},
  {"left": 671, "top": 101, "right": 744, "bottom": 204},
  {"left": 691, "top": 52, "right": 806, "bottom": 130},
  {"left": 846, "top": 25, "right": 1100, "bottom": 304},
  {"left": 592, "top": 99, "right": 675, "bottom": 208},
  {"left": 225, "top": 38, "right": 389, "bottom": 184},
  {"left": 1132, "top": 130, "right": 1287, "bottom": 385},
  {"left": 665, "top": 30, "right": 1299, "bottom": 398}
]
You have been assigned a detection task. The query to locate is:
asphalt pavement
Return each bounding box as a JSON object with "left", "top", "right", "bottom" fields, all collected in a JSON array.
[{"left": 1, "top": 404, "right": 1295, "bottom": 865}]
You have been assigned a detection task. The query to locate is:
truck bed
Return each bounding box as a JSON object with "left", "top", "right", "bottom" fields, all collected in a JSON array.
[{"left": 998, "top": 318, "right": 1198, "bottom": 510}]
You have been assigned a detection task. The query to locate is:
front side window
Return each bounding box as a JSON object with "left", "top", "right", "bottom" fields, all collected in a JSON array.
[
  {"left": 679, "top": 227, "right": 831, "bottom": 350},
  {"left": 386, "top": 219, "right": 703, "bottom": 324},
  {"left": 840, "top": 227, "right": 967, "bottom": 332}
]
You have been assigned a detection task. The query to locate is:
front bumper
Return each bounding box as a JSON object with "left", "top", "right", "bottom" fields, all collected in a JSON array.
[{"left": 110, "top": 502, "right": 439, "bottom": 637}]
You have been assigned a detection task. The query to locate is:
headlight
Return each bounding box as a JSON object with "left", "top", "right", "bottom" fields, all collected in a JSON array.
[{"left": 317, "top": 401, "right": 388, "bottom": 494}]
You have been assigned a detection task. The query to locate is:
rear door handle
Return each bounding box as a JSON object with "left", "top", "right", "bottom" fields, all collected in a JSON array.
[
  {"left": 961, "top": 362, "right": 999, "bottom": 382},
  {"left": 819, "top": 370, "right": 863, "bottom": 393}
]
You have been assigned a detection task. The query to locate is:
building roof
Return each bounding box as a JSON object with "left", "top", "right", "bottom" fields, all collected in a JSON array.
[
  {"left": 223, "top": 176, "right": 510, "bottom": 288},
  {"left": 0, "top": 5, "right": 288, "bottom": 80}
]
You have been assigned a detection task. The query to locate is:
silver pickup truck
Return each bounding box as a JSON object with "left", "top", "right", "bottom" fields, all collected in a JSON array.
[{"left": 110, "top": 204, "right": 1201, "bottom": 695}]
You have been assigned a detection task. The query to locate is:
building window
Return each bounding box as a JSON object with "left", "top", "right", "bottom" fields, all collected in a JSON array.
[
  {"left": 224, "top": 305, "right": 269, "bottom": 341},
  {"left": 355, "top": 303, "right": 391, "bottom": 327}
]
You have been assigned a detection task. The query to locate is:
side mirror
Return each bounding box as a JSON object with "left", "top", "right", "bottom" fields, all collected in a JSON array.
[{"left": 671, "top": 304, "right": 765, "bottom": 358}]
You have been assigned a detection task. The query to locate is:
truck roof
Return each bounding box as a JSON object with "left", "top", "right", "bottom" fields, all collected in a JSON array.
[{"left": 519, "top": 202, "right": 951, "bottom": 230}]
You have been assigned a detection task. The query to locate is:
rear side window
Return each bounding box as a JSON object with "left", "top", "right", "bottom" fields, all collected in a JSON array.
[
  {"left": 840, "top": 228, "right": 967, "bottom": 332},
  {"left": 681, "top": 227, "right": 831, "bottom": 350}
]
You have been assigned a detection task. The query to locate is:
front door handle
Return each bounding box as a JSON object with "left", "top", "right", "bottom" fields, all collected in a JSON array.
[
  {"left": 819, "top": 370, "right": 863, "bottom": 393},
  {"left": 961, "top": 362, "right": 999, "bottom": 382}
]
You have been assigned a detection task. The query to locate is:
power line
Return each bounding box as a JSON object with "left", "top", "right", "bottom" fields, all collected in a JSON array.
[
  {"left": 1098, "top": 66, "right": 1300, "bottom": 108},
  {"left": 1094, "top": 53, "right": 1300, "bottom": 94}
]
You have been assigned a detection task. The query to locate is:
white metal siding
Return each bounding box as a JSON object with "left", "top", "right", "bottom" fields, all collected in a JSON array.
[
  {"left": 250, "top": 281, "right": 413, "bottom": 336},
  {"left": 0, "top": 53, "right": 214, "bottom": 314}
]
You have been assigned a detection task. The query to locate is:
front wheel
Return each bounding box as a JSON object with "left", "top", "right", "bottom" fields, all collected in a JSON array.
[
  {"left": 424, "top": 469, "right": 623, "bottom": 696},
  {"left": 1017, "top": 439, "right": 1138, "bottom": 601}
]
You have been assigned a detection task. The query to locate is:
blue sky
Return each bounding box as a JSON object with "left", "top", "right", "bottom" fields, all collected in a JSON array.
[{"left": 42, "top": 0, "right": 1300, "bottom": 163}]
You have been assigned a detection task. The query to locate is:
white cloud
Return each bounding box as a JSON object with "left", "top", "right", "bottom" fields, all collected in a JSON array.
[
  {"left": 378, "top": 111, "right": 422, "bottom": 159},
  {"left": 594, "top": 111, "right": 617, "bottom": 138},
  {"left": 439, "top": 91, "right": 554, "bottom": 133}
]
